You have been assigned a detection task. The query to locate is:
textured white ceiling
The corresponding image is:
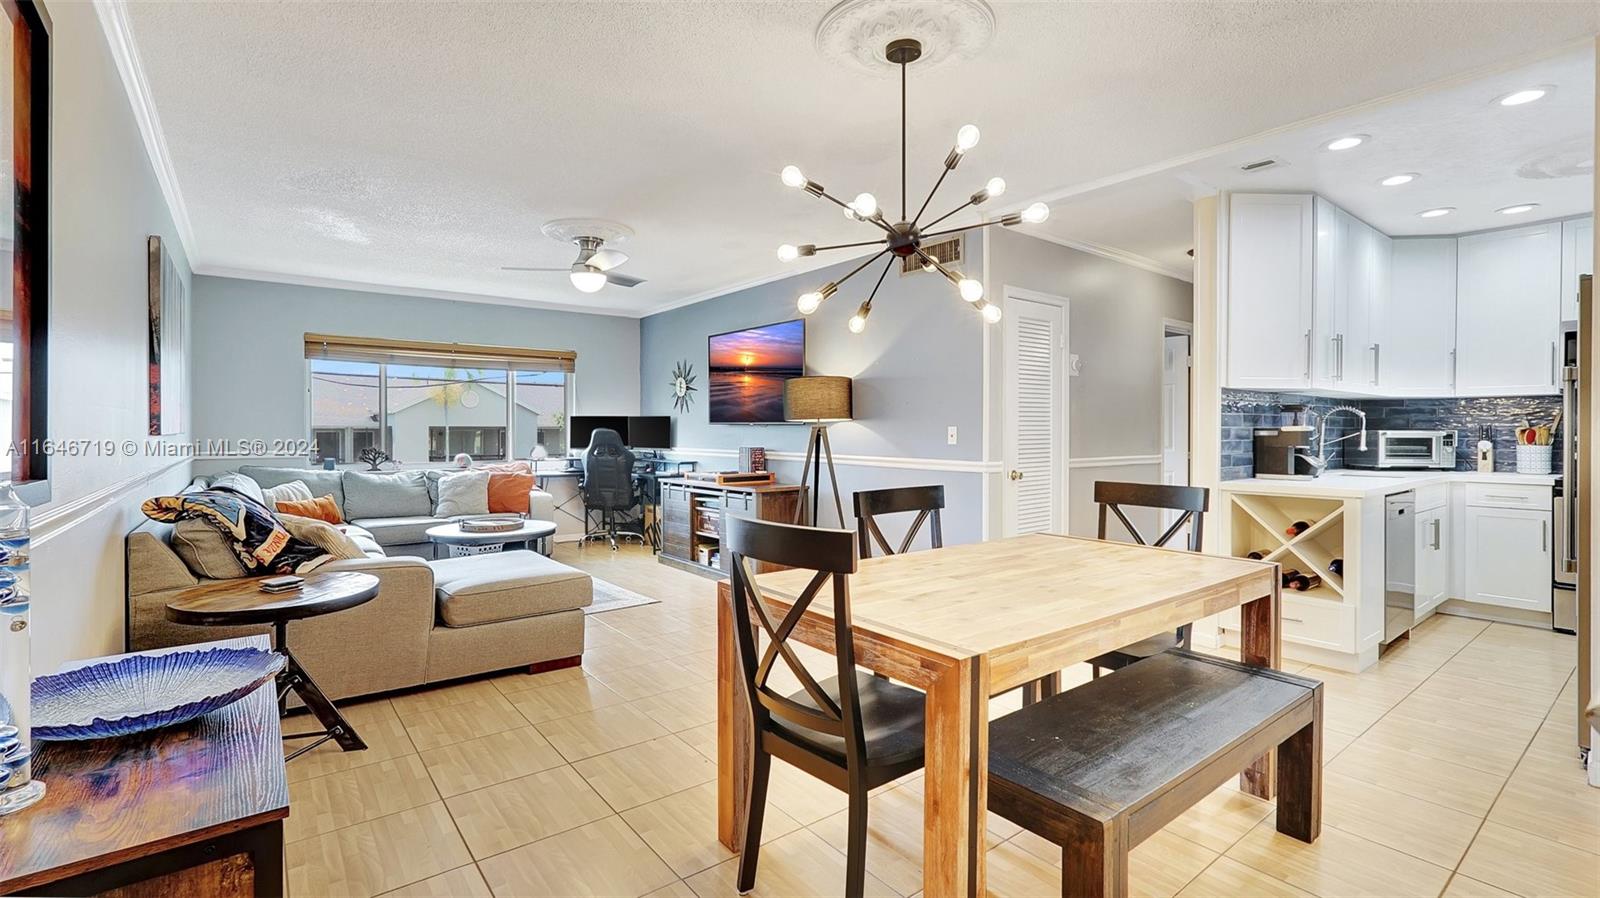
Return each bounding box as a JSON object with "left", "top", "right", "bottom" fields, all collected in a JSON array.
[{"left": 123, "top": 1, "right": 1600, "bottom": 314}]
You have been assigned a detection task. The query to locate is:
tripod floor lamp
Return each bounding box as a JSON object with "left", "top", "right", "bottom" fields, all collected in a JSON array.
[{"left": 784, "top": 375, "right": 853, "bottom": 527}]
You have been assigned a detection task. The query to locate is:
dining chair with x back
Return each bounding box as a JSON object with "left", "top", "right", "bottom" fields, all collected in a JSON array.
[
  {"left": 852, "top": 485, "right": 944, "bottom": 559},
  {"left": 724, "top": 515, "right": 927, "bottom": 897}
]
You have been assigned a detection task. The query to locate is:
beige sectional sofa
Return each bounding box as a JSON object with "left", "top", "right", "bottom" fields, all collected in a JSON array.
[{"left": 125, "top": 467, "right": 589, "bottom": 701}]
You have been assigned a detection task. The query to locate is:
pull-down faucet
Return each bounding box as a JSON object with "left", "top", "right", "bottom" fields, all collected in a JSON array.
[{"left": 1296, "top": 406, "right": 1368, "bottom": 474}]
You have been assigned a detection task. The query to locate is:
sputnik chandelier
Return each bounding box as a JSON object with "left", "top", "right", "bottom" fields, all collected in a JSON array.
[{"left": 776, "top": 37, "right": 1048, "bottom": 333}]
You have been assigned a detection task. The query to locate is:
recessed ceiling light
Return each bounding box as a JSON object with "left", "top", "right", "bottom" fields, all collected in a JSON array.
[
  {"left": 1325, "top": 135, "right": 1367, "bottom": 151},
  {"left": 1380, "top": 173, "right": 1418, "bottom": 187},
  {"left": 1418, "top": 207, "right": 1455, "bottom": 219},
  {"left": 1497, "top": 87, "right": 1549, "bottom": 107},
  {"left": 1497, "top": 203, "right": 1539, "bottom": 215}
]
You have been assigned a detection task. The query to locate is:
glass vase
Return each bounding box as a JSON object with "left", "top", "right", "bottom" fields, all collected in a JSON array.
[{"left": 0, "top": 481, "right": 43, "bottom": 814}]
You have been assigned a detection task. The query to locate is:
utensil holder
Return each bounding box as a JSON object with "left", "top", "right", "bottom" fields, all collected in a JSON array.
[{"left": 1515, "top": 444, "right": 1552, "bottom": 475}]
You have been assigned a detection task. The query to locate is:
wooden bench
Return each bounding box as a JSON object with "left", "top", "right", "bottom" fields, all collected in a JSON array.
[{"left": 986, "top": 650, "right": 1322, "bottom": 898}]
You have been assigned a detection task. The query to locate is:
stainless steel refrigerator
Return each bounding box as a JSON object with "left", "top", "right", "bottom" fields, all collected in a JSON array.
[{"left": 1563, "top": 274, "right": 1592, "bottom": 758}]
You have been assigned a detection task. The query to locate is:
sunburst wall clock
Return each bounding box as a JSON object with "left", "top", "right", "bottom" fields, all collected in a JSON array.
[{"left": 670, "top": 360, "right": 698, "bottom": 413}]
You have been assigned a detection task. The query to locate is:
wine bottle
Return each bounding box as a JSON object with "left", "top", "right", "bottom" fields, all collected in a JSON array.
[
  {"left": 1328, "top": 558, "right": 1344, "bottom": 576},
  {"left": 1285, "top": 520, "right": 1313, "bottom": 537},
  {"left": 1280, "top": 569, "right": 1302, "bottom": 588},
  {"left": 1245, "top": 549, "right": 1272, "bottom": 560},
  {"left": 1287, "top": 572, "right": 1322, "bottom": 591}
]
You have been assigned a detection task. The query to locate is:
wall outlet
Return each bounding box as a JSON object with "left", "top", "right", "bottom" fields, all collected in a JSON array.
[{"left": 946, "top": 426, "right": 958, "bottom": 445}]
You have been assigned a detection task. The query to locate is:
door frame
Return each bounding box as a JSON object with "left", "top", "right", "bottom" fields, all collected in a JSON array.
[
  {"left": 1000, "top": 285, "right": 1071, "bottom": 537},
  {"left": 1161, "top": 318, "right": 1194, "bottom": 491}
]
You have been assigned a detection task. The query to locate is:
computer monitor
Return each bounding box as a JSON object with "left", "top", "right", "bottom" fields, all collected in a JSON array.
[
  {"left": 570, "top": 415, "right": 629, "bottom": 451},
  {"left": 627, "top": 416, "right": 672, "bottom": 449}
]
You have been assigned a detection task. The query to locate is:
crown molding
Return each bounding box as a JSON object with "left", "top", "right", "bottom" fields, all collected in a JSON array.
[
  {"left": 93, "top": 0, "right": 199, "bottom": 263},
  {"left": 1012, "top": 230, "right": 1194, "bottom": 284},
  {"left": 192, "top": 264, "right": 645, "bottom": 318}
]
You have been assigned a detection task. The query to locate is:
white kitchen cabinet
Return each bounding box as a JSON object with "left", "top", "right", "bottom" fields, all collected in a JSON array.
[
  {"left": 1455, "top": 223, "right": 1563, "bottom": 396},
  {"left": 1562, "top": 216, "right": 1593, "bottom": 323},
  {"left": 1463, "top": 505, "right": 1552, "bottom": 612},
  {"left": 1310, "top": 198, "right": 1343, "bottom": 389},
  {"left": 1360, "top": 220, "right": 1392, "bottom": 390},
  {"left": 1310, "top": 204, "right": 1386, "bottom": 392},
  {"left": 1227, "top": 194, "right": 1314, "bottom": 390},
  {"left": 1383, "top": 238, "right": 1458, "bottom": 396},
  {"left": 1415, "top": 506, "right": 1449, "bottom": 615}
]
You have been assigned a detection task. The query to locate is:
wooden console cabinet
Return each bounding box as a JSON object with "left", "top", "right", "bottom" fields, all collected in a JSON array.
[{"left": 657, "top": 477, "right": 803, "bottom": 576}]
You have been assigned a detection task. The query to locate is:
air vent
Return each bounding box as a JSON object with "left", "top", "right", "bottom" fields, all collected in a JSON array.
[
  {"left": 900, "top": 234, "right": 964, "bottom": 275},
  {"left": 1239, "top": 157, "right": 1287, "bottom": 173}
]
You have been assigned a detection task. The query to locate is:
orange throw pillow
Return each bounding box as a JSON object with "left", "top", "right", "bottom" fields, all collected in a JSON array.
[
  {"left": 487, "top": 473, "right": 534, "bottom": 514},
  {"left": 276, "top": 494, "right": 344, "bottom": 525}
]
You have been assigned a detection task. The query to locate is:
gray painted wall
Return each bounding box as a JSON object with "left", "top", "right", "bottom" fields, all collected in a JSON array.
[
  {"left": 639, "top": 241, "right": 989, "bottom": 544},
  {"left": 33, "top": 4, "right": 197, "bottom": 670},
  {"left": 189, "top": 277, "right": 641, "bottom": 470},
  {"left": 983, "top": 229, "right": 1194, "bottom": 535}
]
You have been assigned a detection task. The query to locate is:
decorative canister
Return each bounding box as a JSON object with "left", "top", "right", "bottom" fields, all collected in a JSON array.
[
  {"left": 1515, "top": 444, "right": 1553, "bottom": 476},
  {"left": 0, "top": 481, "right": 44, "bottom": 815}
]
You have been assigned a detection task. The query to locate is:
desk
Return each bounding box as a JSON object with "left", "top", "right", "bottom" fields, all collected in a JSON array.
[
  {"left": 0, "top": 636, "right": 287, "bottom": 897},
  {"left": 715, "top": 533, "right": 1281, "bottom": 898}
]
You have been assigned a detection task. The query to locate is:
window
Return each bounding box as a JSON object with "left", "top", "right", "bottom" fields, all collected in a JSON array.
[{"left": 304, "top": 335, "right": 574, "bottom": 466}]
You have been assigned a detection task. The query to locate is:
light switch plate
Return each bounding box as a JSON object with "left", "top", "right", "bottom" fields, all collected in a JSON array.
[{"left": 946, "top": 426, "right": 958, "bottom": 445}]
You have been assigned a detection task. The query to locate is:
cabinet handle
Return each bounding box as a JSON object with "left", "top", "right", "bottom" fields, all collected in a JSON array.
[
  {"left": 1551, "top": 341, "right": 1558, "bottom": 386},
  {"left": 1372, "top": 343, "right": 1381, "bottom": 386},
  {"left": 1331, "top": 334, "right": 1342, "bottom": 380},
  {"left": 1450, "top": 349, "right": 1457, "bottom": 389},
  {"left": 1304, "top": 331, "right": 1312, "bottom": 379},
  {"left": 1483, "top": 494, "right": 1529, "bottom": 501},
  {"left": 1431, "top": 517, "right": 1441, "bottom": 551},
  {"left": 1543, "top": 520, "right": 1548, "bottom": 552},
  {"left": 1282, "top": 616, "right": 1305, "bottom": 624}
]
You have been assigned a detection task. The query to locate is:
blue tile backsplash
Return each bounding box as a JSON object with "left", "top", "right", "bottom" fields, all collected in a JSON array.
[{"left": 1220, "top": 389, "right": 1563, "bottom": 481}]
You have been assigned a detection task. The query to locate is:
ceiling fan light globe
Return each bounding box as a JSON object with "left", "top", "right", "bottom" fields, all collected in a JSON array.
[
  {"left": 569, "top": 269, "right": 608, "bottom": 293},
  {"left": 781, "top": 165, "right": 806, "bottom": 188}
]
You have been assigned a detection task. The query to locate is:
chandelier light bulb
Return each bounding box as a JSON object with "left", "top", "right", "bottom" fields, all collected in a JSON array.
[
  {"left": 955, "top": 124, "right": 981, "bottom": 153},
  {"left": 980, "top": 302, "right": 1003, "bottom": 324},
  {"left": 958, "top": 278, "right": 984, "bottom": 303},
  {"left": 851, "top": 192, "right": 878, "bottom": 218},
  {"left": 848, "top": 303, "right": 871, "bottom": 334},
  {"left": 569, "top": 269, "right": 607, "bottom": 293},
  {"left": 777, "top": 244, "right": 800, "bottom": 262},
  {"left": 797, "top": 291, "right": 823, "bottom": 315},
  {"left": 986, "top": 177, "right": 1007, "bottom": 198},
  {"left": 1021, "top": 202, "right": 1050, "bottom": 224},
  {"left": 781, "top": 165, "right": 806, "bottom": 188}
]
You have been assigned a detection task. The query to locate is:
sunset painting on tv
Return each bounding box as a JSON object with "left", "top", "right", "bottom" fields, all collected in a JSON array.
[{"left": 708, "top": 319, "right": 805, "bottom": 423}]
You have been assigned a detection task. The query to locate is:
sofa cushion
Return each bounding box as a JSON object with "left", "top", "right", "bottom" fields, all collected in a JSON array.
[
  {"left": 349, "top": 515, "right": 450, "bottom": 547},
  {"left": 335, "top": 524, "right": 385, "bottom": 558},
  {"left": 430, "top": 552, "right": 593, "bottom": 627},
  {"left": 171, "top": 519, "right": 249, "bottom": 579},
  {"left": 277, "top": 494, "right": 344, "bottom": 524},
  {"left": 262, "top": 480, "right": 314, "bottom": 506},
  {"left": 487, "top": 473, "right": 535, "bottom": 514},
  {"left": 344, "top": 470, "right": 432, "bottom": 520},
  {"left": 239, "top": 466, "right": 347, "bottom": 512},
  {"left": 210, "top": 472, "right": 266, "bottom": 506},
  {"left": 435, "top": 470, "right": 490, "bottom": 517}
]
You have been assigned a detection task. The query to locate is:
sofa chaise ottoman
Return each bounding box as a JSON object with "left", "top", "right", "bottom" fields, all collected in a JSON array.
[{"left": 425, "top": 552, "right": 593, "bottom": 682}]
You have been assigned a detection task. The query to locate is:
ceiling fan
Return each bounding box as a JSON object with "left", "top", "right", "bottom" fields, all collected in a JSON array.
[{"left": 502, "top": 218, "right": 645, "bottom": 293}]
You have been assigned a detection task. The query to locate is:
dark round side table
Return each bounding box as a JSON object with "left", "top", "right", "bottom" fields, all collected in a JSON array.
[{"left": 165, "top": 570, "right": 379, "bottom": 761}]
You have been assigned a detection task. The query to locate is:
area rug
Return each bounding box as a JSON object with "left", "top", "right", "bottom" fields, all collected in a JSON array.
[{"left": 585, "top": 577, "right": 661, "bottom": 615}]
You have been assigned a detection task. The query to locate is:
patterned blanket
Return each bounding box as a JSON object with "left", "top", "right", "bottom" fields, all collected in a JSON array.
[{"left": 142, "top": 488, "right": 329, "bottom": 575}]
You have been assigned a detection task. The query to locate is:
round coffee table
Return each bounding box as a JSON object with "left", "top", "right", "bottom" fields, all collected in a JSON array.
[
  {"left": 426, "top": 519, "right": 557, "bottom": 558},
  {"left": 165, "top": 570, "right": 379, "bottom": 761}
]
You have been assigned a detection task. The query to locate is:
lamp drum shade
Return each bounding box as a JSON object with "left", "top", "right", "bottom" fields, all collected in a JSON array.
[{"left": 784, "top": 376, "right": 853, "bottom": 422}]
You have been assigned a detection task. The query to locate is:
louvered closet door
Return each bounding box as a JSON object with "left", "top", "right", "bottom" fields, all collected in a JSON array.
[{"left": 1003, "top": 294, "right": 1067, "bottom": 536}]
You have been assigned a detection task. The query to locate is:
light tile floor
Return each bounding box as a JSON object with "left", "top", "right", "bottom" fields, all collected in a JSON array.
[{"left": 284, "top": 544, "right": 1596, "bottom": 898}]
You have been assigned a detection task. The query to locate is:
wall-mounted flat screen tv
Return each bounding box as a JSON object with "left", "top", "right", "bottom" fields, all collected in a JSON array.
[{"left": 708, "top": 319, "right": 805, "bottom": 424}]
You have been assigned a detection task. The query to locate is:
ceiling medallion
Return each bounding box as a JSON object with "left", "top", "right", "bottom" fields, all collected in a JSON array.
[
  {"left": 776, "top": 36, "right": 1049, "bottom": 333},
  {"left": 816, "top": 0, "right": 996, "bottom": 75}
]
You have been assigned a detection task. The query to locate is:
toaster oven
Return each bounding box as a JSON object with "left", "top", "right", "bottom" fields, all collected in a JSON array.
[{"left": 1343, "top": 430, "right": 1457, "bottom": 470}]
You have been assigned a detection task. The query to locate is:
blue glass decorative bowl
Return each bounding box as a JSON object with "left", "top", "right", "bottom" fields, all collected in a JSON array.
[{"left": 31, "top": 647, "right": 285, "bottom": 741}]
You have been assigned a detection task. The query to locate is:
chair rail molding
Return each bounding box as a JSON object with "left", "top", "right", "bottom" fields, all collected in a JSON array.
[
  {"left": 1069, "top": 454, "right": 1163, "bottom": 469},
  {"left": 665, "top": 447, "right": 1001, "bottom": 474},
  {"left": 30, "top": 459, "right": 191, "bottom": 548}
]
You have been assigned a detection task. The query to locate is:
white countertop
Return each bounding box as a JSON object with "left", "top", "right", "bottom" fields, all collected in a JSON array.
[{"left": 1221, "top": 470, "right": 1558, "bottom": 499}]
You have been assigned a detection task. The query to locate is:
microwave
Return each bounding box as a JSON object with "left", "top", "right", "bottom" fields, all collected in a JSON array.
[{"left": 1344, "top": 430, "right": 1457, "bottom": 470}]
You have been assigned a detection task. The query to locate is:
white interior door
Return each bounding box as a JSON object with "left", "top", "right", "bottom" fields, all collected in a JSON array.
[
  {"left": 1160, "top": 332, "right": 1191, "bottom": 529},
  {"left": 1003, "top": 291, "right": 1068, "bottom": 536}
]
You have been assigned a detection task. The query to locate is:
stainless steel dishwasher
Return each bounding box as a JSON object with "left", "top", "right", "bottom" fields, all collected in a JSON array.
[{"left": 1383, "top": 492, "right": 1417, "bottom": 644}]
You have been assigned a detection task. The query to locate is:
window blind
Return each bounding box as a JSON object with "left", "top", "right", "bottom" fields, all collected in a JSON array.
[{"left": 303, "top": 333, "right": 576, "bottom": 373}]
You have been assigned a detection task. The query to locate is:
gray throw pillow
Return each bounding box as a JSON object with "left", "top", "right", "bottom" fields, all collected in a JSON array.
[
  {"left": 343, "top": 470, "right": 432, "bottom": 519},
  {"left": 170, "top": 519, "right": 249, "bottom": 579},
  {"left": 262, "top": 480, "right": 315, "bottom": 506},
  {"left": 434, "top": 470, "right": 490, "bottom": 517},
  {"left": 209, "top": 472, "right": 265, "bottom": 506},
  {"left": 239, "top": 466, "right": 346, "bottom": 512}
]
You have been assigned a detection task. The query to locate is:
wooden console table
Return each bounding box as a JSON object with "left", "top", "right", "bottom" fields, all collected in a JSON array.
[
  {"left": 657, "top": 477, "right": 802, "bottom": 577},
  {"left": 0, "top": 636, "right": 288, "bottom": 897}
]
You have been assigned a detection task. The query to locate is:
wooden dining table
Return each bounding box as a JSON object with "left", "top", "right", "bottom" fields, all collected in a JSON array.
[{"left": 715, "top": 532, "right": 1281, "bottom": 898}]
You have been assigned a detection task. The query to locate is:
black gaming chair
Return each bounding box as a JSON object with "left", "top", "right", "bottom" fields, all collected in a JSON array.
[{"left": 581, "top": 428, "right": 644, "bottom": 550}]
